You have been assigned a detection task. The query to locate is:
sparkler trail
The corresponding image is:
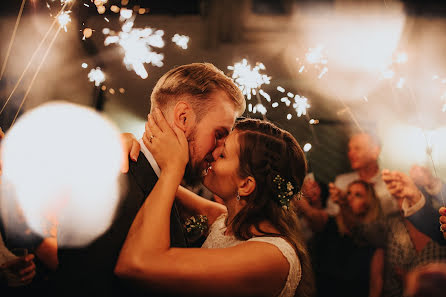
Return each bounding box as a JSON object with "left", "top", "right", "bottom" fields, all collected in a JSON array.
[
  {"left": 334, "top": 94, "right": 363, "bottom": 133},
  {"left": 11, "top": 24, "right": 64, "bottom": 127},
  {"left": 0, "top": 1, "right": 70, "bottom": 116},
  {"left": 0, "top": 0, "right": 27, "bottom": 80},
  {"left": 10, "top": 1, "right": 76, "bottom": 126}
]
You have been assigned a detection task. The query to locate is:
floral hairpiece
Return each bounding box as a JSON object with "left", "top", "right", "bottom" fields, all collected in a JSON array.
[{"left": 272, "top": 175, "right": 301, "bottom": 210}]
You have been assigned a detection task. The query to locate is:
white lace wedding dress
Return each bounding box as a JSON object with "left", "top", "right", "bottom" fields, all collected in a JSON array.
[{"left": 202, "top": 214, "right": 302, "bottom": 297}]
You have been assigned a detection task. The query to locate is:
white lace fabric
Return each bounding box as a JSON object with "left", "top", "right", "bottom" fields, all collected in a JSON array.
[{"left": 202, "top": 214, "right": 302, "bottom": 297}]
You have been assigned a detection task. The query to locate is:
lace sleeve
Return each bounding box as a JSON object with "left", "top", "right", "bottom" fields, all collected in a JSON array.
[{"left": 248, "top": 237, "right": 301, "bottom": 297}]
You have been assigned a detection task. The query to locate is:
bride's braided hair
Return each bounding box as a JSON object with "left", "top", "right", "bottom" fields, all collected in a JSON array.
[{"left": 231, "top": 118, "right": 315, "bottom": 297}]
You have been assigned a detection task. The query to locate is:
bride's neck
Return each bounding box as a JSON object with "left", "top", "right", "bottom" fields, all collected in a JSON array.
[{"left": 224, "top": 196, "right": 245, "bottom": 234}]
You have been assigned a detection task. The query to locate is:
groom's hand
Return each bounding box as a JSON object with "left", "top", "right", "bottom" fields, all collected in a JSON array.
[{"left": 120, "top": 133, "right": 140, "bottom": 173}]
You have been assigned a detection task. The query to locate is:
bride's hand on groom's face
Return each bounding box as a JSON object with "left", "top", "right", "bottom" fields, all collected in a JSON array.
[{"left": 143, "top": 108, "right": 189, "bottom": 174}]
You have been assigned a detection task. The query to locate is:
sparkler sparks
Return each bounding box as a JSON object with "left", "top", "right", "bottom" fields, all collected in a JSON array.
[
  {"left": 57, "top": 10, "right": 71, "bottom": 32},
  {"left": 228, "top": 59, "right": 271, "bottom": 100},
  {"left": 305, "top": 45, "right": 327, "bottom": 65},
  {"left": 104, "top": 21, "right": 165, "bottom": 79},
  {"left": 172, "top": 34, "right": 189, "bottom": 49},
  {"left": 88, "top": 67, "right": 105, "bottom": 86},
  {"left": 120, "top": 8, "right": 133, "bottom": 21},
  {"left": 297, "top": 45, "right": 329, "bottom": 78},
  {"left": 293, "top": 95, "right": 310, "bottom": 117}
]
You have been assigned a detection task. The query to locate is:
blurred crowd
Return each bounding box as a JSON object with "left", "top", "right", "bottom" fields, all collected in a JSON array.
[
  {"left": 295, "top": 131, "right": 446, "bottom": 297},
  {"left": 1, "top": 125, "right": 446, "bottom": 297}
]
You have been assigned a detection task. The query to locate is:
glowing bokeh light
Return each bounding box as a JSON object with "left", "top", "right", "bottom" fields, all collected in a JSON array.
[
  {"left": 172, "top": 34, "right": 189, "bottom": 50},
  {"left": 88, "top": 67, "right": 105, "bottom": 86},
  {"left": 0, "top": 102, "right": 123, "bottom": 247}
]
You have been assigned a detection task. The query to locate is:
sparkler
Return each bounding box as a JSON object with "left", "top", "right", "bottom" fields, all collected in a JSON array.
[
  {"left": 297, "top": 45, "right": 329, "bottom": 79},
  {"left": 57, "top": 10, "right": 71, "bottom": 32},
  {"left": 293, "top": 95, "right": 310, "bottom": 117},
  {"left": 227, "top": 59, "right": 271, "bottom": 100},
  {"left": 88, "top": 67, "right": 105, "bottom": 86},
  {"left": 172, "top": 34, "right": 189, "bottom": 50},
  {"left": 104, "top": 20, "right": 165, "bottom": 79},
  {"left": 3, "top": 0, "right": 75, "bottom": 125}
]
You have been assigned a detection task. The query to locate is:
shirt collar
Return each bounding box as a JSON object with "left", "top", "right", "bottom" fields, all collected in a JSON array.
[{"left": 138, "top": 138, "right": 160, "bottom": 177}]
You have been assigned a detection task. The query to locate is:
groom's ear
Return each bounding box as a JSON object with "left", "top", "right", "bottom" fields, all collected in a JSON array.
[
  {"left": 173, "top": 101, "right": 196, "bottom": 133},
  {"left": 238, "top": 176, "right": 256, "bottom": 198}
]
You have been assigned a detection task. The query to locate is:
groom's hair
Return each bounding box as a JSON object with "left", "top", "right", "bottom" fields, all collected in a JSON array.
[{"left": 150, "top": 63, "right": 245, "bottom": 122}]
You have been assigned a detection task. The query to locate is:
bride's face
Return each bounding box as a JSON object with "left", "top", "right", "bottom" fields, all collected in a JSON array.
[{"left": 203, "top": 131, "right": 241, "bottom": 201}]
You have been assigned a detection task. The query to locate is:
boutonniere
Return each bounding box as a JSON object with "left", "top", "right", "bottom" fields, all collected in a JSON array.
[{"left": 184, "top": 214, "right": 208, "bottom": 236}]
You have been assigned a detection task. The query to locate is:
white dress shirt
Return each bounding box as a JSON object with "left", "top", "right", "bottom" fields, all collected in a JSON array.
[{"left": 138, "top": 139, "right": 160, "bottom": 178}]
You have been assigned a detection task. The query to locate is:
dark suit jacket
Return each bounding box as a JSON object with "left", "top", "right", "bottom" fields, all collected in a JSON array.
[
  {"left": 406, "top": 187, "right": 446, "bottom": 246},
  {"left": 54, "top": 152, "right": 188, "bottom": 296}
]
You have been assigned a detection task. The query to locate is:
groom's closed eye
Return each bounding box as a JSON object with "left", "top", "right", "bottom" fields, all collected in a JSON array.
[{"left": 215, "top": 129, "right": 228, "bottom": 140}]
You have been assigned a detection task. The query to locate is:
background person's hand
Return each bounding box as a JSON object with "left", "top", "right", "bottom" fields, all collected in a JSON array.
[
  {"left": 143, "top": 108, "right": 188, "bottom": 175},
  {"left": 383, "top": 169, "right": 421, "bottom": 208},
  {"left": 329, "top": 182, "right": 347, "bottom": 206},
  {"left": 409, "top": 164, "right": 434, "bottom": 188},
  {"left": 440, "top": 207, "right": 446, "bottom": 240},
  {"left": 120, "top": 132, "right": 141, "bottom": 173},
  {"left": 0, "top": 253, "right": 36, "bottom": 286}
]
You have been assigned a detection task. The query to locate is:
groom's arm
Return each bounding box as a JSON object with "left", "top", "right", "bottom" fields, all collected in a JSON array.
[{"left": 176, "top": 186, "right": 227, "bottom": 225}]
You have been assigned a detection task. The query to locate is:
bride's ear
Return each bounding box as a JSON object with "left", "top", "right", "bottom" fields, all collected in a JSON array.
[{"left": 238, "top": 176, "right": 256, "bottom": 198}]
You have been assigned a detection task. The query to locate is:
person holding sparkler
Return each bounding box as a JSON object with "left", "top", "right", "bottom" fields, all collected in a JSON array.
[{"left": 327, "top": 132, "right": 399, "bottom": 217}]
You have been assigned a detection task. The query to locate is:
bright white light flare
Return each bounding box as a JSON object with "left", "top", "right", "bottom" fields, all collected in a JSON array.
[
  {"left": 293, "top": 95, "right": 310, "bottom": 117},
  {"left": 0, "top": 102, "right": 123, "bottom": 247},
  {"left": 57, "top": 11, "right": 71, "bottom": 32},
  {"left": 172, "top": 34, "right": 189, "bottom": 49},
  {"left": 104, "top": 21, "right": 165, "bottom": 79},
  {"left": 228, "top": 59, "right": 271, "bottom": 100},
  {"left": 303, "top": 143, "right": 312, "bottom": 152},
  {"left": 88, "top": 67, "right": 105, "bottom": 86},
  {"left": 120, "top": 8, "right": 133, "bottom": 20}
]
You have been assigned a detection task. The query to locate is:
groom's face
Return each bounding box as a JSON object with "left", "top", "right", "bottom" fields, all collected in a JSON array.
[{"left": 183, "top": 90, "right": 237, "bottom": 186}]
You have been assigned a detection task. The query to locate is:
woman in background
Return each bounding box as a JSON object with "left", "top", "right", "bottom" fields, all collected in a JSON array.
[{"left": 312, "top": 180, "right": 384, "bottom": 297}]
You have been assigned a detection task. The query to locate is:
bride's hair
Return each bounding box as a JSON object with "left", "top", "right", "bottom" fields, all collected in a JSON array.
[{"left": 231, "top": 118, "right": 315, "bottom": 297}]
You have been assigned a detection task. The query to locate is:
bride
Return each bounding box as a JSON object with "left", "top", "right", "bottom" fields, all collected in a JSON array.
[{"left": 115, "top": 113, "right": 314, "bottom": 297}]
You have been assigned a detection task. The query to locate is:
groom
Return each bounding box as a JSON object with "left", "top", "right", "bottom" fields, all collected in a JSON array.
[{"left": 54, "top": 63, "right": 245, "bottom": 297}]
